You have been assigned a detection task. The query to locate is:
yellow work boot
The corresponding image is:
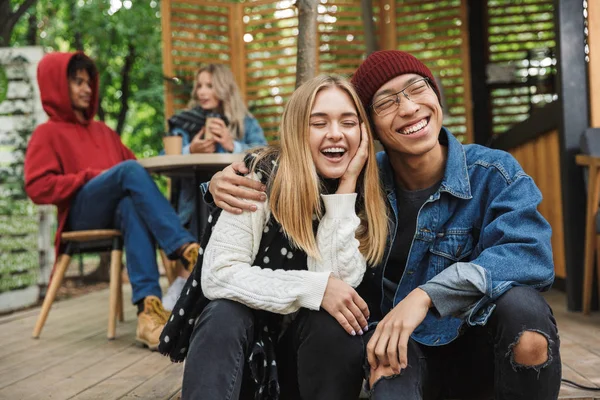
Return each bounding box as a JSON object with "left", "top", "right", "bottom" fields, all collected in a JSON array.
[
  {"left": 180, "top": 242, "right": 201, "bottom": 271},
  {"left": 135, "top": 295, "right": 169, "bottom": 351}
]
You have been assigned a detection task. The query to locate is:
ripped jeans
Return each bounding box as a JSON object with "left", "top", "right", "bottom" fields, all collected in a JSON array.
[{"left": 366, "top": 286, "right": 561, "bottom": 400}]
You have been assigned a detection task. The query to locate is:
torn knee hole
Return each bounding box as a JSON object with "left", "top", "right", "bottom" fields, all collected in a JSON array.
[{"left": 508, "top": 330, "right": 551, "bottom": 368}]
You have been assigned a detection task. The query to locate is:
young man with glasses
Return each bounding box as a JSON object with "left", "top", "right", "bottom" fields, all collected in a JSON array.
[{"left": 202, "top": 51, "right": 561, "bottom": 399}]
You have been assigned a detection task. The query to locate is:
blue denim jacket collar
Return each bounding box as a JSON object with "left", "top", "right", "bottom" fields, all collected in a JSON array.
[{"left": 377, "top": 127, "right": 471, "bottom": 201}]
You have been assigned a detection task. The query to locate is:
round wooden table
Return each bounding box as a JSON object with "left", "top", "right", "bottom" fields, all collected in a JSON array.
[{"left": 138, "top": 153, "right": 244, "bottom": 237}]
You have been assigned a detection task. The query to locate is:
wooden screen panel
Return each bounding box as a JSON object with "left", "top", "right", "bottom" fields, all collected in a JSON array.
[
  {"left": 486, "top": 0, "right": 556, "bottom": 136},
  {"left": 318, "top": 0, "right": 367, "bottom": 77},
  {"left": 162, "top": 0, "right": 235, "bottom": 120},
  {"left": 242, "top": 0, "right": 299, "bottom": 142},
  {"left": 385, "top": 0, "right": 473, "bottom": 143},
  {"left": 509, "top": 129, "right": 565, "bottom": 279}
]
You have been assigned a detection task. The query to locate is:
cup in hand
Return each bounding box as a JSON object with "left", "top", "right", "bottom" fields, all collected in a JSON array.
[
  {"left": 163, "top": 135, "right": 183, "bottom": 155},
  {"left": 204, "top": 112, "right": 222, "bottom": 140}
]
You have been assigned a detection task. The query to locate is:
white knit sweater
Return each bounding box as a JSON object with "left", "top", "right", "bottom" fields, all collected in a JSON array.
[{"left": 201, "top": 192, "right": 366, "bottom": 315}]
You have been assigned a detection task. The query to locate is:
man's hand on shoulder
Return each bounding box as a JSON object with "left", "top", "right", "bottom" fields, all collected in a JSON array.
[
  {"left": 366, "top": 288, "right": 432, "bottom": 374},
  {"left": 209, "top": 161, "right": 267, "bottom": 214}
]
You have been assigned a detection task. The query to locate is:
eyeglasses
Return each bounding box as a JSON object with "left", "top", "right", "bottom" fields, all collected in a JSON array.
[{"left": 371, "top": 78, "right": 433, "bottom": 116}]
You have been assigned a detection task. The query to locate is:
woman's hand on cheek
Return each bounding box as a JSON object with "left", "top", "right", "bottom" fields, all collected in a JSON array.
[{"left": 337, "top": 123, "right": 369, "bottom": 194}]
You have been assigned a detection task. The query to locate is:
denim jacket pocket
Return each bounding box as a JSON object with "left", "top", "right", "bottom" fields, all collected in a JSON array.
[{"left": 429, "top": 230, "right": 475, "bottom": 274}]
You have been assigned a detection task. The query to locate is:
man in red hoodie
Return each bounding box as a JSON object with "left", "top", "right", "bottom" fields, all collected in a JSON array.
[{"left": 24, "top": 52, "right": 200, "bottom": 351}]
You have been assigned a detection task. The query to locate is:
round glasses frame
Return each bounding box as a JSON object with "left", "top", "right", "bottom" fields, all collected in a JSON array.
[{"left": 371, "top": 77, "right": 432, "bottom": 117}]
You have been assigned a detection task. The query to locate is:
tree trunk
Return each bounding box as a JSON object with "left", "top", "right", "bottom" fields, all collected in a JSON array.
[
  {"left": 115, "top": 43, "right": 136, "bottom": 135},
  {"left": 26, "top": 10, "right": 37, "bottom": 45},
  {"left": 0, "top": 0, "right": 38, "bottom": 46},
  {"left": 295, "top": 0, "right": 318, "bottom": 88},
  {"left": 68, "top": 0, "right": 83, "bottom": 50},
  {"left": 361, "top": 0, "right": 378, "bottom": 55}
]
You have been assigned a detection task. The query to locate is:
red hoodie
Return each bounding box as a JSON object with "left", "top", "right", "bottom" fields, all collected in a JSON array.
[{"left": 24, "top": 52, "right": 136, "bottom": 257}]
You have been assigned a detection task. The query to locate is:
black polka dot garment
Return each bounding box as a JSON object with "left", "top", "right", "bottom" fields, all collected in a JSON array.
[{"left": 159, "top": 152, "right": 310, "bottom": 400}]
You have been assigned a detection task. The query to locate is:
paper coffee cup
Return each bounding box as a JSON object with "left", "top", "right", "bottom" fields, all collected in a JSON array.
[
  {"left": 204, "top": 117, "right": 218, "bottom": 140},
  {"left": 163, "top": 136, "right": 183, "bottom": 155}
]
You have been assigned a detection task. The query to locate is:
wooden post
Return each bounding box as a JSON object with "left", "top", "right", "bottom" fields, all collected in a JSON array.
[
  {"left": 378, "top": 0, "right": 396, "bottom": 50},
  {"left": 459, "top": 0, "right": 474, "bottom": 144},
  {"left": 230, "top": 3, "right": 247, "bottom": 100},
  {"left": 161, "top": 0, "right": 174, "bottom": 129},
  {"left": 589, "top": 0, "right": 600, "bottom": 127},
  {"left": 554, "top": 0, "right": 590, "bottom": 311}
]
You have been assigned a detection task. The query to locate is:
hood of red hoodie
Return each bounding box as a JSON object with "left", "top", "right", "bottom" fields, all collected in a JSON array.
[{"left": 37, "top": 52, "right": 99, "bottom": 125}]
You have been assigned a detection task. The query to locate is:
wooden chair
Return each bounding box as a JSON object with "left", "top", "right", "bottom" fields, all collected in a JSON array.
[
  {"left": 32, "top": 229, "right": 124, "bottom": 339},
  {"left": 576, "top": 127, "right": 600, "bottom": 314}
]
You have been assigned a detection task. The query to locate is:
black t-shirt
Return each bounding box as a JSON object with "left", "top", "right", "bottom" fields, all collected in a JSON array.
[{"left": 384, "top": 182, "right": 440, "bottom": 285}]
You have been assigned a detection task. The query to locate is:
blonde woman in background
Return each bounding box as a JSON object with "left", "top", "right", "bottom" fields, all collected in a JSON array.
[{"left": 163, "top": 64, "right": 267, "bottom": 310}]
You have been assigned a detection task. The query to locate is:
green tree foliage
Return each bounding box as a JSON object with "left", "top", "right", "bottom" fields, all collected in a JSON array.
[{"left": 10, "top": 0, "right": 165, "bottom": 158}]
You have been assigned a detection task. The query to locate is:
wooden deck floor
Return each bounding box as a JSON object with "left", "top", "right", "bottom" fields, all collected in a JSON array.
[{"left": 0, "top": 287, "right": 599, "bottom": 399}]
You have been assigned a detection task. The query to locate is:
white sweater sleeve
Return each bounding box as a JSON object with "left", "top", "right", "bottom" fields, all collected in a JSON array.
[
  {"left": 308, "top": 193, "right": 366, "bottom": 288},
  {"left": 201, "top": 197, "right": 331, "bottom": 315}
]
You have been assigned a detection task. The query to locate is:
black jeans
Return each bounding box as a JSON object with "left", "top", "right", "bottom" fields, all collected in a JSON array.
[
  {"left": 367, "top": 287, "right": 561, "bottom": 400},
  {"left": 182, "top": 299, "right": 364, "bottom": 400}
]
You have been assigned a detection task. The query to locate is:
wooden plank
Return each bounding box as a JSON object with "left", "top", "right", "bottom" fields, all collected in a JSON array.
[
  {"left": 171, "top": 7, "right": 229, "bottom": 18},
  {"left": 247, "top": 43, "right": 297, "bottom": 54},
  {"left": 589, "top": 0, "right": 600, "bottom": 127},
  {"left": 0, "top": 290, "right": 133, "bottom": 368},
  {"left": 18, "top": 344, "right": 147, "bottom": 400},
  {"left": 168, "top": 25, "right": 231, "bottom": 38},
  {"left": 487, "top": 0, "right": 553, "bottom": 8},
  {"left": 458, "top": 0, "right": 473, "bottom": 143},
  {"left": 246, "top": 71, "right": 297, "bottom": 81},
  {"left": 379, "top": 0, "right": 397, "bottom": 50},
  {"left": 396, "top": 22, "right": 462, "bottom": 37},
  {"left": 246, "top": 25, "right": 298, "bottom": 36},
  {"left": 119, "top": 363, "right": 183, "bottom": 399},
  {"left": 171, "top": 36, "right": 230, "bottom": 46},
  {"left": 68, "top": 352, "right": 175, "bottom": 400},
  {"left": 172, "top": 45, "right": 230, "bottom": 55},
  {"left": 246, "top": 14, "right": 297, "bottom": 27},
  {"left": 0, "top": 292, "right": 109, "bottom": 353},
  {"left": 396, "top": 4, "right": 460, "bottom": 18},
  {"left": 560, "top": 337, "right": 600, "bottom": 388},
  {"left": 171, "top": 16, "right": 228, "bottom": 28},
  {"left": 396, "top": 14, "right": 462, "bottom": 28},
  {"left": 488, "top": 14, "right": 554, "bottom": 27},
  {"left": 162, "top": 0, "right": 175, "bottom": 128},
  {"left": 230, "top": 3, "right": 246, "bottom": 100},
  {"left": 0, "top": 328, "right": 136, "bottom": 398},
  {"left": 561, "top": 364, "right": 600, "bottom": 398}
]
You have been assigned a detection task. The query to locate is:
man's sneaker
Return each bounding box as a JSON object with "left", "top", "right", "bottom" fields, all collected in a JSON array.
[
  {"left": 180, "top": 242, "right": 201, "bottom": 271},
  {"left": 136, "top": 295, "right": 169, "bottom": 351},
  {"left": 163, "top": 276, "right": 187, "bottom": 311}
]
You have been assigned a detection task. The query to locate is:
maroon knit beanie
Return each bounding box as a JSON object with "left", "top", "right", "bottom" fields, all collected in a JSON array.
[{"left": 351, "top": 50, "right": 440, "bottom": 111}]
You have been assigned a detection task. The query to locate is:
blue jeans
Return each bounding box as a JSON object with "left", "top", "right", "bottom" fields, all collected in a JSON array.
[
  {"left": 67, "top": 160, "right": 196, "bottom": 304},
  {"left": 367, "top": 287, "right": 561, "bottom": 400}
]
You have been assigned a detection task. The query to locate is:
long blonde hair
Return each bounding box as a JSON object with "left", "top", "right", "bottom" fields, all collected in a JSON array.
[
  {"left": 252, "top": 75, "right": 388, "bottom": 265},
  {"left": 188, "top": 64, "right": 247, "bottom": 140}
]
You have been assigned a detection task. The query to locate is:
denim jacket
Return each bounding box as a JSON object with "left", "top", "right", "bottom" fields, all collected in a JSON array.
[
  {"left": 360, "top": 127, "right": 554, "bottom": 346},
  {"left": 176, "top": 114, "right": 266, "bottom": 227}
]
